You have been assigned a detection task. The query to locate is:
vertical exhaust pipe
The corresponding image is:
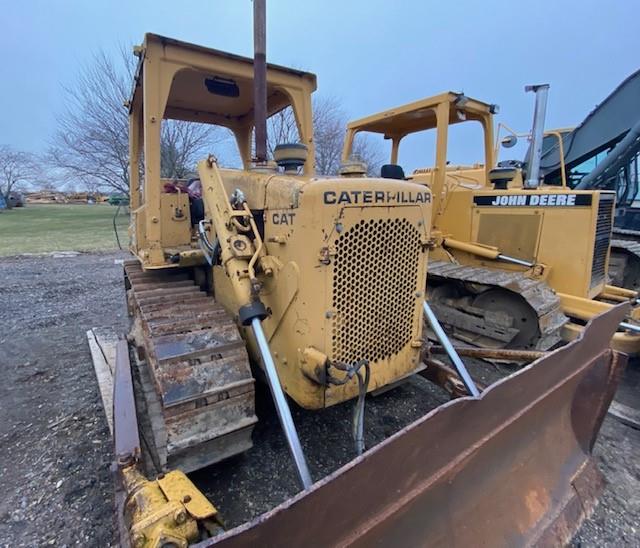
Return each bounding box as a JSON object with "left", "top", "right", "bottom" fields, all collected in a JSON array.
[
  {"left": 525, "top": 84, "right": 550, "bottom": 188},
  {"left": 253, "top": 0, "right": 267, "bottom": 163},
  {"left": 249, "top": 0, "right": 312, "bottom": 490}
]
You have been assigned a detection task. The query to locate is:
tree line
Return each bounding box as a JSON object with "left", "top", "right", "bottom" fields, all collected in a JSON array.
[{"left": 0, "top": 46, "right": 383, "bottom": 207}]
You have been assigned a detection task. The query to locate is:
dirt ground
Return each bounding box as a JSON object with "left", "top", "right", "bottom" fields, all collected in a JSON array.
[{"left": 0, "top": 251, "right": 639, "bottom": 547}]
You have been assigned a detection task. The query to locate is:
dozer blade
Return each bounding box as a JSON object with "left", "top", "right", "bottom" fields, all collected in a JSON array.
[{"left": 194, "top": 304, "right": 627, "bottom": 548}]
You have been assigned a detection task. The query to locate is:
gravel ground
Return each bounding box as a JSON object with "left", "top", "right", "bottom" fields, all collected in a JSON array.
[{"left": 0, "top": 251, "right": 638, "bottom": 546}]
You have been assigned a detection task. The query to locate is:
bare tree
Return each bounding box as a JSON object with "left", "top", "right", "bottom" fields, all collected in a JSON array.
[
  {"left": 79, "top": 178, "right": 105, "bottom": 196},
  {"left": 267, "top": 108, "right": 300, "bottom": 159},
  {"left": 0, "top": 145, "right": 37, "bottom": 208},
  {"left": 267, "top": 96, "right": 383, "bottom": 176},
  {"left": 31, "top": 176, "right": 63, "bottom": 193},
  {"left": 49, "top": 51, "right": 130, "bottom": 194},
  {"left": 49, "top": 48, "right": 228, "bottom": 196},
  {"left": 313, "top": 97, "right": 346, "bottom": 176},
  {"left": 350, "top": 132, "right": 385, "bottom": 176},
  {"left": 161, "top": 121, "right": 229, "bottom": 179},
  {"left": 316, "top": 97, "right": 385, "bottom": 176}
]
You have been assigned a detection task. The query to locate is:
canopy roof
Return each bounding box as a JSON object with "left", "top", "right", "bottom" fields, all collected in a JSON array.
[
  {"left": 346, "top": 92, "right": 494, "bottom": 139},
  {"left": 130, "top": 33, "right": 317, "bottom": 129}
]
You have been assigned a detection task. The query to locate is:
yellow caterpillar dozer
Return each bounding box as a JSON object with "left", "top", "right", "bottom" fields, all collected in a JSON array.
[
  {"left": 342, "top": 87, "right": 640, "bottom": 353},
  {"left": 106, "top": 8, "right": 627, "bottom": 546}
]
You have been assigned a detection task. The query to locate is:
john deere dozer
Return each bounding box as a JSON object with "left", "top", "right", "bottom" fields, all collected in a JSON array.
[
  {"left": 342, "top": 87, "right": 640, "bottom": 353},
  {"left": 106, "top": 9, "right": 626, "bottom": 546}
]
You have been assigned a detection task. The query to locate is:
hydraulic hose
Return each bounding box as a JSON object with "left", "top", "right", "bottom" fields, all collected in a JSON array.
[
  {"left": 112, "top": 202, "right": 123, "bottom": 250},
  {"left": 198, "top": 220, "right": 220, "bottom": 266},
  {"left": 327, "top": 359, "right": 370, "bottom": 456},
  {"left": 353, "top": 362, "right": 371, "bottom": 456}
]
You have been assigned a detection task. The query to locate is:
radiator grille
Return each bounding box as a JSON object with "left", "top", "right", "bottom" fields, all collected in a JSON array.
[
  {"left": 331, "top": 218, "right": 421, "bottom": 365},
  {"left": 591, "top": 193, "right": 615, "bottom": 289}
]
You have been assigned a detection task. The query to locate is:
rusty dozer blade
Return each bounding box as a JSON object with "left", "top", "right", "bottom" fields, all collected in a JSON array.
[{"left": 192, "top": 304, "right": 627, "bottom": 548}]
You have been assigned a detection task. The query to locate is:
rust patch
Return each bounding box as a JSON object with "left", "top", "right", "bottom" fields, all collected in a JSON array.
[{"left": 522, "top": 488, "right": 551, "bottom": 533}]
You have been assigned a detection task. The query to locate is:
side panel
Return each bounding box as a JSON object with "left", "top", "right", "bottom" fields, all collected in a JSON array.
[
  {"left": 476, "top": 211, "right": 542, "bottom": 262},
  {"left": 468, "top": 190, "right": 608, "bottom": 299},
  {"left": 160, "top": 193, "right": 191, "bottom": 247}
]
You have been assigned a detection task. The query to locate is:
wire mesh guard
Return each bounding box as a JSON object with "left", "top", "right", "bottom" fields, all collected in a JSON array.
[{"left": 331, "top": 218, "right": 422, "bottom": 364}]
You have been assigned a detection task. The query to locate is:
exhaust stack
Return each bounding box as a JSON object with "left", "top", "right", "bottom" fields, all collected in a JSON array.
[
  {"left": 253, "top": 0, "right": 267, "bottom": 163},
  {"left": 525, "top": 84, "right": 550, "bottom": 188}
]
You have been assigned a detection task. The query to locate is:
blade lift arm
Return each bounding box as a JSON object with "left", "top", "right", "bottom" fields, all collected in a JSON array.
[
  {"left": 423, "top": 302, "right": 480, "bottom": 397},
  {"left": 197, "top": 156, "right": 313, "bottom": 490}
]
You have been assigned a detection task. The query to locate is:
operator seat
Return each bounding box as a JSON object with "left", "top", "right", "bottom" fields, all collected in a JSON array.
[{"left": 381, "top": 164, "right": 405, "bottom": 180}]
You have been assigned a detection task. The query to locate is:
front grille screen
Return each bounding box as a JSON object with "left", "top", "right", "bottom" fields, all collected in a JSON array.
[
  {"left": 331, "top": 218, "right": 421, "bottom": 364},
  {"left": 591, "top": 194, "right": 614, "bottom": 289}
]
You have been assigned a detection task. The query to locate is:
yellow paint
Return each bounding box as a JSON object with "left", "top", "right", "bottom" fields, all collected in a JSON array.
[
  {"left": 121, "top": 466, "right": 216, "bottom": 548},
  {"left": 129, "top": 33, "right": 317, "bottom": 268},
  {"left": 128, "top": 33, "right": 433, "bottom": 409},
  {"left": 342, "top": 92, "right": 640, "bottom": 352}
]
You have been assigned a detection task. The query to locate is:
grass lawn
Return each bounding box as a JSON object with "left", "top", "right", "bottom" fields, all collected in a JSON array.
[{"left": 0, "top": 203, "right": 130, "bottom": 256}]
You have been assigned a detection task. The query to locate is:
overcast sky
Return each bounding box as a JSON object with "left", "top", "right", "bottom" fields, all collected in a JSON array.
[{"left": 2, "top": 0, "right": 638, "bottom": 172}]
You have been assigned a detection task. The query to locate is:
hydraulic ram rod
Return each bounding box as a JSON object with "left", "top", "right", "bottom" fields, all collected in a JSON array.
[
  {"left": 423, "top": 301, "right": 481, "bottom": 397},
  {"left": 620, "top": 321, "right": 640, "bottom": 334},
  {"left": 444, "top": 239, "right": 534, "bottom": 269},
  {"left": 498, "top": 254, "right": 535, "bottom": 268},
  {"left": 251, "top": 318, "right": 313, "bottom": 489}
]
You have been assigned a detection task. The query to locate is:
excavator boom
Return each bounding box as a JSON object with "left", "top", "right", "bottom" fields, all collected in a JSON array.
[{"left": 537, "top": 68, "right": 640, "bottom": 190}]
